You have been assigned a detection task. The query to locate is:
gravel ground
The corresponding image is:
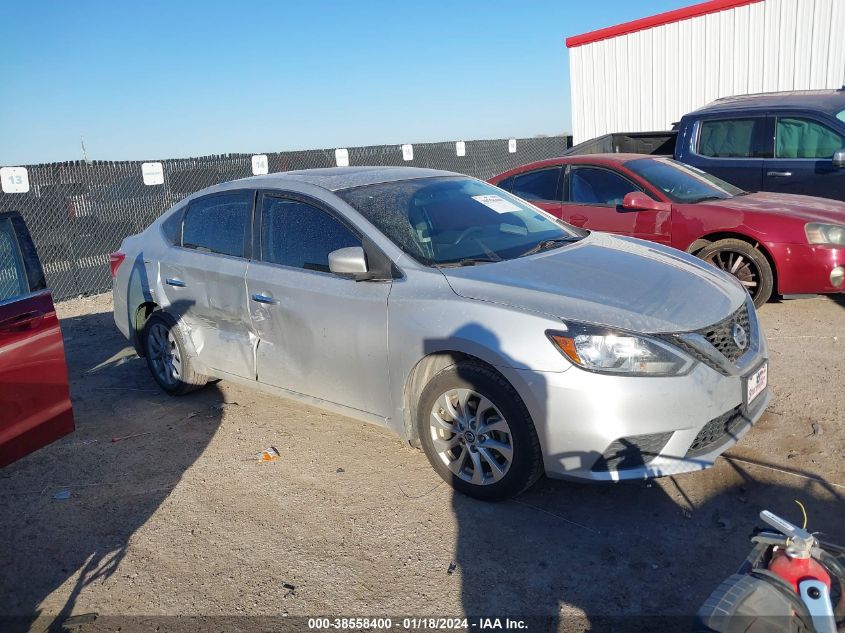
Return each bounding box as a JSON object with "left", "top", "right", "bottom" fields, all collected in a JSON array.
[{"left": 1, "top": 292, "right": 843, "bottom": 632}]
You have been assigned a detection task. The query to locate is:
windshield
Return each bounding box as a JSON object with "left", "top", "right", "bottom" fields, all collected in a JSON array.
[
  {"left": 625, "top": 157, "right": 744, "bottom": 203},
  {"left": 338, "top": 176, "right": 583, "bottom": 266}
]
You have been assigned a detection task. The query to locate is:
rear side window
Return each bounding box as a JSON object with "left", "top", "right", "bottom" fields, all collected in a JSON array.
[
  {"left": 511, "top": 168, "right": 562, "bottom": 202},
  {"left": 261, "top": 197, "right": 360, "bottom": 273},
  {"left": 698, "top": 118, "right": 766, "bottom": 158},
  {"left": 181, "top": 191, "right": 252, "bottom": 257},
  {"left": 568, "top": 167, "right": 639, "bottom": 206},
  {"left": 776, "top": 117, "right": 844, "bottom": 158},
  {"left": 0, "top": 218, "right": 28, "bottom": 301}
]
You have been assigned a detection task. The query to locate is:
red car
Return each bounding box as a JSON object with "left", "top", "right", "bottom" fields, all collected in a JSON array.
[
  {"left": 490, "top": 155, "right": 845, "bottom": 307},
  {"left": 0, "top": 211, "right": 74, "bottom": 467}
]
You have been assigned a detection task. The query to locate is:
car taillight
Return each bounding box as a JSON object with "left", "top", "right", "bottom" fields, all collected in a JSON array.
[{"left": 109, "top": 252, "right": 126, "bottom": 278}]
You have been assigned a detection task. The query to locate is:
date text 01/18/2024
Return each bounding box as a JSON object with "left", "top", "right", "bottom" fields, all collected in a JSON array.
[{"left": 307, "top": 617, "right": 529, "bottom": 630}]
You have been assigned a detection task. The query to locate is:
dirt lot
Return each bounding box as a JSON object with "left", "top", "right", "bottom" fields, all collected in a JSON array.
[{"left": 1, "top": 293, "right": 843, "bottom": 632}]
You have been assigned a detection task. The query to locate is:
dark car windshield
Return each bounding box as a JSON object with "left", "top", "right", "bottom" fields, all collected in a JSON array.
[
  {"left": 338, "top": 176, "right": 583, "bottom": 266},
  {"left": 625, "top": 157, "right": 744, "bottom": 203}
]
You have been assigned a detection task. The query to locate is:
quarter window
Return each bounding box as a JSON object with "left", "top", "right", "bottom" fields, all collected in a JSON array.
[
  {"left": 776, "top": 117, "right": 844, "bottom": 159},
  {"left": 261, "top": 197, "right": 360, "bottom": 273},
  {"left": 0, "top": 218, "right": 28, "bottom": 301},
  {"left": 511, "top": 168, "right": 562, "bottom": 202},
  {"left": 181, "top": 191, "right": 252, "bottom": 257},
  {"left": 698, "top": 118, "right": 766, "bottom": 158},
  {"left": 568, "top": 168, "right": 639, "bottom": 206}
]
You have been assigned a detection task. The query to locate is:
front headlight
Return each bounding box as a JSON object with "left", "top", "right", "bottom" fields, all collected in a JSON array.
[
  {"left": 806, "top": 223, "right": 845, "bottom": 246},
  {"left": 547, "top": 324, "right": 695, "bottom": 377}
]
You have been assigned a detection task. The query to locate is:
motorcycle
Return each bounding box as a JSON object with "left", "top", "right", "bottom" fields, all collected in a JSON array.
[{"left": 696, "top": 508, "right": 845, "bottom": 632}]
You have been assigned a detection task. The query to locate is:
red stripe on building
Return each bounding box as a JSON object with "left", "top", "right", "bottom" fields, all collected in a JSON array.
[{"left": 565, "top": 0, "right": 763, "bottom": 48}]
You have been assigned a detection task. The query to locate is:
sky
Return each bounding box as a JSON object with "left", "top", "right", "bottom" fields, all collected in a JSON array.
[{"left": 0, "top": 0, "right": 692, "bottom": 165}]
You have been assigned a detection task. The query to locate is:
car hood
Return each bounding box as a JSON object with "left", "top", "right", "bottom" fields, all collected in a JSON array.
[
  {"left": 696, "top": 192, "right": 845, "bottom": 223},
  {"left": 441, "top": 232, "right": 746, "bottom": 334}
]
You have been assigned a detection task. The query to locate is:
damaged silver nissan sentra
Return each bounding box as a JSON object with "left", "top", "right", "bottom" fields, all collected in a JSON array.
[{"left": 112, "top": 167, "right": 770, "bottom": 500}]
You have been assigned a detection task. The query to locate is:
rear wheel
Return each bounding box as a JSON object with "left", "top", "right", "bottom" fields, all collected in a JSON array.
[
  {"left": 416, "top": 362, "right": 542, "bottom": 501},
  {"left": 143, "top": 312, "right": 208, "bottom": 395},
  {"left": 697, "top": 239, "right": 773, "bottom": 308}
]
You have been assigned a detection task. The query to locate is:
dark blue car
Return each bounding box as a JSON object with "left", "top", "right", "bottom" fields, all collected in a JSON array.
[{"left": 675, "top": 89, "right": 845, "bottom": 201}]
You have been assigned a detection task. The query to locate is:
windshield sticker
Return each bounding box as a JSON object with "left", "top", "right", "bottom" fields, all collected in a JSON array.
[{"left": 472, "top": 194, "right": 521, "bottom": 214}]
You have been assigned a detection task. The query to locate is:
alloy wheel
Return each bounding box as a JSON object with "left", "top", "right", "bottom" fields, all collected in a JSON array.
[
  {"left": 429, "top": 388, "right": 514, "bottom": 486},
  {"left": 147, "top": 322, "right": 181, "bottom": 387},
  {"left": 702, "top": 249, "right": 762, "bottom": 301}
]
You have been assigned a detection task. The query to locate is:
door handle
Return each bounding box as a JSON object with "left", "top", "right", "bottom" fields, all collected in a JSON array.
[
  {"left": 251, "top": 293, "right": 278, "bottom": 305},
  {"left": 0, "top": 310, "right": 45, "bottom": 332},
  {"left": 767, "top": 171, "right": 793, "bottom": 177},
  {"left": 165, "top": 278, "right": 187, "bottom": 287}
]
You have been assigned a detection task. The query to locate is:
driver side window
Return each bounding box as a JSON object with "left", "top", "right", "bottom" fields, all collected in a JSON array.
[
  {"left": 261, "top": 197, "right": 361, "bottom": 273},
  {"left": 0, "top": 218, "right": 28, "bottom": 301},
  {"left": 567, "top": 167, "right": 640, "bottom": 206}
]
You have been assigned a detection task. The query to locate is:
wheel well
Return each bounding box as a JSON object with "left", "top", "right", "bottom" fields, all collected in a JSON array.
[
  {"left": 689, "top": 232, "right": 779, "bottom": 294},
  {"left": 133, "top": 302, "right": 159, "bottom": 356},
  {"left": 402, "top": 352, "right": 504, "bottom": 444}
]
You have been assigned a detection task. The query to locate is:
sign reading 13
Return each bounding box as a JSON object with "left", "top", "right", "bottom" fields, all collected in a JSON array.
[{"left": 1, "top": 167, "right": 30, "bottom": 194}]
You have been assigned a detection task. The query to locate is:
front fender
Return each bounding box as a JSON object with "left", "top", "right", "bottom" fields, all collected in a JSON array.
[{"left": 385, "top": 274, "right": 570, "bottom": 439}]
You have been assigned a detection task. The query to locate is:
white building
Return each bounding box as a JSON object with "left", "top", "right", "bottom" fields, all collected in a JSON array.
[{"left": 567, "top": 0, "right": 845, "bottom": 143}]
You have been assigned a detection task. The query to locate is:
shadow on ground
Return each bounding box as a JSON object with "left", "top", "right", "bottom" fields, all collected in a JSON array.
[
  {"left": 0, "top": 308, "right": 225, "bottom": 633},
  {"left": 452, "top": 454, "right": 844, "bottom": 631}
]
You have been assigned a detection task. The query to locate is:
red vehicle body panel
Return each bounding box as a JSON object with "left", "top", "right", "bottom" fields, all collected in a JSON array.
[
  {"left": 0, "top": 214, "right": 74, "bottom": 467},
  {"left": 490, "top": 154, "right": 845, "bottom": 296}
]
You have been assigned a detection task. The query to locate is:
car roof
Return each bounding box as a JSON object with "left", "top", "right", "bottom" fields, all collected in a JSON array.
[
  {"left": 691, "top": 89, "right": 845, "bottom": 116},
  {"left": 490, "top": 154, "right": 657, "bottom": 179},
  {"left": 229, "top": 166, "right": 460, "bottom": 192}
]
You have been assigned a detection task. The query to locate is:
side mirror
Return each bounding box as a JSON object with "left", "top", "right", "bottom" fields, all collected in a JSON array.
[
  {"left": 833, "top": 150, "right": 845, "bottom": 168},
  {"left": 328, "top": 246, "right": 370, "bottom": 278},
  {"left": 621, "top": 191, "right": 671, "bottom": 213}
]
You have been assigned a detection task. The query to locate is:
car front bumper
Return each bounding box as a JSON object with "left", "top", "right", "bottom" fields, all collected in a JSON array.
[
  {"left": 768, "top": 242, "right": 845, "bottom": 295},
  {"left": 502, "top": 341, "right": 770, "bottom": 482}
]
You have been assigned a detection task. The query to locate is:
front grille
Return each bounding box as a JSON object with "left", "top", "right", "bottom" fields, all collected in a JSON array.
[
  {"left": 591, "top": 432, "right": 674, "bottom": 472},
  {"left": 686, "top": 405, "right": 745, "bottom": 457},
  {"left": 700, "top": 303, "right": 751, "bottom": 363},
  {"left": 664, "top": 303, "right": 752, "bottom": 375},
  {"left": 672, "top": 337, "right": 728, "bottom": 375}
]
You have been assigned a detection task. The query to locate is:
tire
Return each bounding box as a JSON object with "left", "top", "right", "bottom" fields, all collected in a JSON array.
[
  {"left": 697, "top": 239, "right": 774, "bottom": 308},
  {"left": 416, "top": 362, "right": 543, "bottom": 501},
  {"left": 142, "top": 312, "right": 208, "bottom": 395}
]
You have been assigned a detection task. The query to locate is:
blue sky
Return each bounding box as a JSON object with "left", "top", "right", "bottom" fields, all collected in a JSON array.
[{"left": 0, "top": 0, "right": 691, "bottom": 164}]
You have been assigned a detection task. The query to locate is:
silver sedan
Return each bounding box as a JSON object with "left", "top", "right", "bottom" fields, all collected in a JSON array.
[{"left": 111, "top": 167, "right": 770, "bottom": 500}]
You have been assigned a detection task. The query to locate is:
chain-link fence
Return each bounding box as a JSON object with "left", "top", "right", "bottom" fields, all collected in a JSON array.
[{"left": 0, "top": 136, "right": 571, "bottom": 301}]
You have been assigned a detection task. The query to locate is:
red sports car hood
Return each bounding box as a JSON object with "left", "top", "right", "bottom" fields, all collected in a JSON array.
[{"left": 695, "top": 192, "right": 845, "bottom": 224}]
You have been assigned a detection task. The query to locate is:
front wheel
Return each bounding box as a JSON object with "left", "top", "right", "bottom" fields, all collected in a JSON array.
[
  {"left": 143, "top": 312, "right": 208, "bottom": 395},
  {"left": 697, "top": 239, "right": 774, "bottom": 308},
  {"left": 416, "top": 362, "right": 542, "bottom": 501}
]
